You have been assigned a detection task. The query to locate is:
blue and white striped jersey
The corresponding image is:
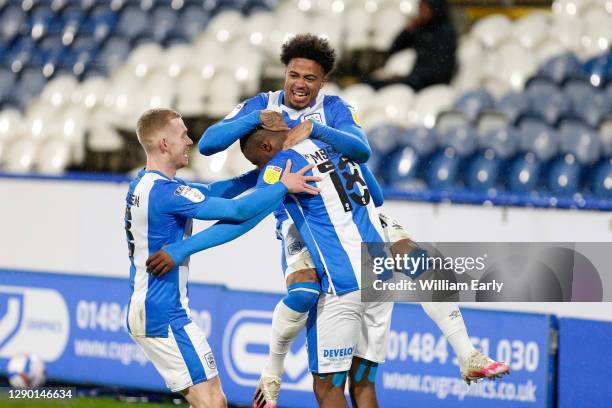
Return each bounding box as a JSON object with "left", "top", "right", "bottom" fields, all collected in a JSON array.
[
  {"left": 125, "top": 169, "right": 206, "bottom": 337},
  {"left": 225, "top": 90, "right": 362, "bottom": 224},
  {"left": 256, "top": 139, "right": 384, "bottom": 295}
]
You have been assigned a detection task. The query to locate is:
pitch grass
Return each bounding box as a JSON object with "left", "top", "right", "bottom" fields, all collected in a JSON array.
[{"left": 0, "top": 396, "right": 179, "bottom": 407}]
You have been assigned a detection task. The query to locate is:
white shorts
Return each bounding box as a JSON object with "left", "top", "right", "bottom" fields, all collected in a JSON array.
[
  {"left": 278, "top": 211, "right": 411, "bottom": 277},
  {"left": 306, "top": 290, "right": 393, "bottom": 374},
  {"left": 130, "top": 322, "right": 218, "bottom": 392}
]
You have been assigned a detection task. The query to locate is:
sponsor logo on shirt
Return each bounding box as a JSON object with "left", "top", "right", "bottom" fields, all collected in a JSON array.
[
  {"left": 263, "top": 165, "right": 282, "bottom": 184},
  {"left": 174, "top": 185, "right": 205, "bottom": 203}
]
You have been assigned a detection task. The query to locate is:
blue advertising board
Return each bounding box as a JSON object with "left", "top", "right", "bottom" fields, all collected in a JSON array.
[
  {"left": 0, "top": 269, "right": 555, "bottom": 407},
  {"left": 557, "top": 318, "right": 612, "bottom": 408}
]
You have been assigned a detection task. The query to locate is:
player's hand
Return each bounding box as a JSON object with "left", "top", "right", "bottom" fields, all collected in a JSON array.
[
  {"left": 282, "top": 120, "right": 313, "bottom": 150},
  {"left": 280, "top": 159, "right": 321, "bottom": 195},
  {"left": 260, "top": 110, "right": 289, "bottom": 131},
  {"left": 146, "top": 249, "right": 176, "bottom": 277}
]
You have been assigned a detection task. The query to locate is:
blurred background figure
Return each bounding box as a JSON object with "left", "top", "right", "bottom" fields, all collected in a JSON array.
[{"left": 369, "top": 0, "right": 457, "bottom": 91}]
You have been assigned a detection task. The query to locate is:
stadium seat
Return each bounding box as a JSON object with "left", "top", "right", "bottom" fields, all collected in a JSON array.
[
  {"left": 477, "top": 126, "right": 519, "bottom": 160},
  {"left": 525, "top": 79, "right": 572, "bottom": 125},
  {"left": 489, "top": 41, "right": 537, "bottom": 91},
  {"left": 549, "top": 14, "right": 583, "bottom": 55},
  {"left": 126, "top": 42, "right": 163, "bottom": 78},
  {"left": 600, "top": 118, "right": 612, "bottom": 156},
  {"left": 0, "top": 68, "right": 17, "bottom": 102},
  {"left": 29, "top": 5, "right": 57, "bottom": 40},
  {"left": 89, "top": 5, "right": 117, "bottom": 42},
  {"left": 437, "top": 125, "right": 478, "bottom": 157},
  {"left": 435, "top": 110, "right": 469, "bottom": 135},
  {"left": 386, "top": 145, "right": 423, "bottom": 186},
  {"left": 226, "top": 41, "right": 264, "bottom": 95},
  {"left": 410, "top": 85, "right": 456, "bottom": 128},
  {"left": 150, "top": 6, "right": 178, "bottom": 43},
  {"left": 517, "top": 117, "right": 560, "bottom": 162},
  {"left": 191, "top": 149, "right": 234, "bottom": 180},
  {"left": 36, "top": 138, "right": 71, "bottom": 174},
  {"left": 558, "top": 119, "right": 601, "bottom": 165},
  {"left": 453, "top": 89, "right": 495, "bottom": 123},
  {"left": 495, "top": 91, "right": 530, "bottom": 124},
  {"left": 506, "top": 152, "right": 542, "bottom": 194},
  {"left": 40, "top": 74, "right": 77, "bottom": 107},
  {"left": 465, "top": 149, "right": 501, "bottom": 192},
  {"left": 471, "top": 14, "right": 512, "bottom": 49},
  {"left": 175, "top": 5, "right": 210, "bottom": 42},
  {"left": 193, "top": 36, "right": 225, "bottom": 80},
  {"left": 398, "top": 126, "right": 439, "bottom": 156},
  {"left": 534, "top": 36, "right": 569, "bottom": 66},
  {"left": 547, "top": 152, "right": 583, "bottom": 196},
  {"left": 512, "top": 11, "right": 548, "bottom": 49},
  {"left": 0, "top": 6, "right": 27, "bottom": 44},
  {"left": 591, "top": 157, "right": 612, "bottom": 198},
  {"left": 14, "top": 67, "right": 48, "bottom": 108},
  {"left": 581, "top": 52, "right": 612, "bottom": 88},
  {"left": 206, "top": 10, "right": 244, "bottom": 45},
  {"left": 72, "top": 75, "right": 108, "bottom": 110},
  {"left": 242, "top": 10, "right": 273, "bottom": 48},
  {"left": 175, "top": 68, "right": 208, "bottom": 117},
  {"left": 205, "top": 71, "right": 241, "bottom": 117},
  {"left": 476, "top": 111, "right": 510, "bottom": 135},
  {"left": 372, "top": 4, "right": 408, "bottom": 51},
  {"left": 367, "top": 125, "right": 404, "bottom": 156},
  {"left": 344, "top": 6, "right": 372, "bottom": 51},
  {"left": 579, "top": 10, "right": 612, "bottom": 60},
  {"left": 534, "top": 53, "right": 581, "bottom": 85},
  {"left": 116, "top": 6, "right": 150, "bottom": 40},
  {"left": 341, "top": 83, "right": 376, "bottom": 116},
  {"left": 3, "top": 138, "right": 37, "bottom": 173},
  {"left": 426, "top": 147, "right": 462, "bottom": 191},
  {"left": 0, "top": 109, "right": 24, "bottom": 144},
  {"left": 95, "top": 35, "right": 131, "bottom": 72},
  {"left": 370, "top": 84, "right": 414, "bottom": 128},
  {"left": 87, "top": 124, "right": 125, "bottom": 153}
]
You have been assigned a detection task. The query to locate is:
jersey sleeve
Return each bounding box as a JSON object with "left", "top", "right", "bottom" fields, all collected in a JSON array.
[
  {"left": 325, "top": 96, "right": 363, "bottom": 129},
  {"left": 152, "top": 181, "right": 209, "bottom": 218},
  {"left": 255, "top": 150, "right": 308, "bottom": 189},
  {"left": 198, "top": 93, "right": 268, "bottom": 155}
]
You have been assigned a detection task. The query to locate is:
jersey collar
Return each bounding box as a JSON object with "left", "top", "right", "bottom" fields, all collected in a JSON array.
[{"left": 278, "top": 91, "right": 325, "bottom": 120}]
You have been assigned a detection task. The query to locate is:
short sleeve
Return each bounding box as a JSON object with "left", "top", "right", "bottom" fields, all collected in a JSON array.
[
  {"left": 151, "top": 181, "right": 209, "bottom": 218},
  {"left": 324, "top": 96, "right": 362, "bottom": 128},
  {"left": 222, "top": 93, "right": 268, "bottom": 123}
]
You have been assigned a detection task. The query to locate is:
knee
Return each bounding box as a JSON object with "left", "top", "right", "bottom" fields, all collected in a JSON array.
[{"left": 283, "top": 282, "right": 320, "bottom": 313}]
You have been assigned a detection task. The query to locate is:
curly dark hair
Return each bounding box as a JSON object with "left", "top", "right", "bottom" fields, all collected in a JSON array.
[{"left": 280, "top": 34, "right": 336, "bottom": 75}]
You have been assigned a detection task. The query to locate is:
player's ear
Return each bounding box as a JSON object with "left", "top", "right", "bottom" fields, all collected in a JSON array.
[
  {"left": 260, "top": 139, "right": 273, "bottom": 153},
  {"left": 159, "top": 137, "right": 168, "bottom": 153}
]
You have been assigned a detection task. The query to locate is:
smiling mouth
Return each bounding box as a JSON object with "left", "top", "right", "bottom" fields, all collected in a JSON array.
[{"left": 292, "top": 89, "right": 309, "bottom": 101}]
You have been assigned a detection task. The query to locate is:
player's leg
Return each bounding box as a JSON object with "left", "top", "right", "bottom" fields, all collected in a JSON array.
[
  {"left": 182, "top": 376, "right": 227, "bottom": 408},
  {"left": 254, "top": 221, "right": 321, "bottom": 408},
  {"left": 348, "top": 300, "right": 393, "bottom": 408},
  {"left": 348, "top": 357, "right": 379, "bottom": 408},
  {"left": 308, "top": 291, "right": 364, "bottom": 408},
  {"left": 378, "top": 211, "right": 510, "bottom": 383},
  {"left": 131, "top": 322, "right": 225, "bottom": 408},
  {"left": 312, "top": 371, "right": 349, "bottom": 408}
]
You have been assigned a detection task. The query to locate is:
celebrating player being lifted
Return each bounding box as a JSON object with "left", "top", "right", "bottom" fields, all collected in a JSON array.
[
  {"left": 124, "top": 108, "right": 320, "bottom": 408},
  {"left": 195, "top": 34, "right": 509, "bottom": 407}
]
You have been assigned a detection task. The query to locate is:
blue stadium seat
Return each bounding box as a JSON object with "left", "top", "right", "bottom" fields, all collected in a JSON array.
[
  {"left": 581, "top": 52, "right": 612, "bottom": 88},
  {"left": 5, "top": 36, "right": 42, "bottom": 68},
  {"left": 453, "top": 89, "right": 495, "bottom": 123},
  {"left": 397, "top": 126, "right": 438, "bottom": 156},
  {"left": 517, "top": 117, "right": 559, "bottom": 162},
  {"left": 116, "top": 6, "right": 150, "bottom": 40},
  {"left": 367, "top": 125, "right": 403, "bottom": 156},
  {"left": 29, "top": 5, "right": 58, "bottom": 39},
  {"left": 0, "top": 67, "right": 17, "bottom": 101},
  {"left": 150, "top": 6, "right": 179, "bottom": 43},
  {"left": 506, "top": 152, "right": 542, "bottom": 194},
  {"left": 89, "top": 7, "right": 117, "bottom": 43},
  {"left": 426, "top": 147, "right": 462, "bottom": 191},
  {"left": 38, "top": 34, "right": 66, "bottom": 71},
  {"left": 386, "top": 145, "right": 422, "bottom": 185},
  {"left": 62, "top": 33, "right": 98, "bottom": 76},
  {"left": 533, "top": 53, "right": 581, "bottom": 85},
  {"left": 525, "top": 80, "right": 572, "bottom": 126},
  {"left": 436, "top": 125, "right": 477, "bottom": 157},
  {"left": 95, "top": 35, "right": 130, "bottom": 71},
  {"left": 546, "top": 154, "right": 582, "bottom": 196},
  {"left": 14, "top": 66, "right": 48, "bottom": 107},
  {"left": 496, "top": 91, "right": 530, "bottom": 124},
  {"left": 0, "top": 6, "right": 28, "bottom": 44},
  {"left": 558, "top": 119, "right": 601, "bottom": 165},
  {"left": 245, "top": 0, "right": 274, "bottom": 14},
  {"left": 58, "top": 4, "right": 86, "bottom": 30},
  {"left": 465, "top": 150, "right": 501, "bottom": 192},
  {"left": 477, "top": 127, "right": 519, "bottom": 160},
  {"left": 385, "top": 127, "right": 437, "bottom": 185},
  {"left": 177, "top": 5, "right": 210, "bottom": 41},
  {"left": 591, "top": 158, "right": 612, "bottom": 198}
]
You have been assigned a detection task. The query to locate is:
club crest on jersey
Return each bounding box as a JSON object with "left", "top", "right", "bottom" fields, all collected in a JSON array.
[
  {"left": 303, "top": 113, "right": 322, "bottom": 123},
  {"left": 263, "top": 165, "right": 282, "bottom": 184},
  {"left": 204, "top": 352, "right": 217, "bottom": 370},
  {"left": 175, "top": 185, "right": 205, "bottom": 203},
  {"left": 224, "top": 102, "right": 245, "bottom": 119},
  {"left": 348, "top": 106, "right": 362, "bottom": 127}
]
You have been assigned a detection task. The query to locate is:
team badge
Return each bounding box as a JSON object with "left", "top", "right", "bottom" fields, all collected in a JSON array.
[
  {"left": 174, "top": 185, "right": 205, "bottom": 203},
  {"left": 348, "top": 106, "right": 362, "bottom": 127},
  {"left": 263, "top": 165, "right": 282, "bottom": 184},
  {"left": 204, "top": 352, "right": 217, "bottom": 370},
  {"left": 224, "top": 102, "right": 245, "bottom": 119}
]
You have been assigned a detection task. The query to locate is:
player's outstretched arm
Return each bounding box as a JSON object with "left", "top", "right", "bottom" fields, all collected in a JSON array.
[
  {"left": 192, "top": 161, "right": 320, "bottom": 222},
  {"left": 146, "top": 201, "right": 279, "bottom": 276},
  {"left": 282, "top": 120, "right": 371, "bottom": 163},
  {"left": 360, "top": 163, "right": 384, "bottom": 207},
  {"left": 199, "top": 111, "right": 261, "bottom": 155},
  {"left": 189, "top": 169, "right": 259, "bottom": 199}
]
